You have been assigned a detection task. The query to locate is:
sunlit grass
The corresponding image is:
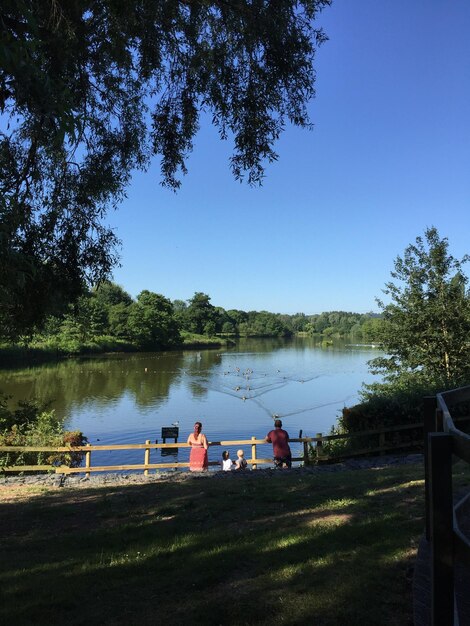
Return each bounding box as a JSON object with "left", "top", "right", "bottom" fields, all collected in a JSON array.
[{"left": 1, "top": 462, "right": 469, "bottom": 625}]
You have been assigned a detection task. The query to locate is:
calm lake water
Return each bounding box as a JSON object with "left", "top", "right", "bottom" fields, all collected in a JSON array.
[{"left": 0, "top": 337, "right": 382, "bottom": 468}]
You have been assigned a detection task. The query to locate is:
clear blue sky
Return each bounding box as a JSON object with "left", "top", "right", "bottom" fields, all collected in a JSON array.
[{"left": 111, "top": 0, "right": 470, "bottom": 315}]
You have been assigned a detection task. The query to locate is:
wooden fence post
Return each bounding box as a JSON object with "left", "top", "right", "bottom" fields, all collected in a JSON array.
[
  {"left": 429, "top": 432, "right": 454, "bottom": 626},
  {"left": 316, "top": 433, "right": 323, "bottom": 462},
  {"left": 379, "top": 428, "right": 385, "bottom": 455},
  {"left": 251, "top": 436, "right": 257, "bottom": 470},
  {"left": 423, "top": 395, "right": 437, "bottom": 541},
  {"left": 85, "top": 444, "right": 91, "bottom": 478},
  {"left": 303, "top": 440, "right": 310, "bottom": 466},
  {"left": 144, "top": 440, "right": 150, "bottom": 476}
]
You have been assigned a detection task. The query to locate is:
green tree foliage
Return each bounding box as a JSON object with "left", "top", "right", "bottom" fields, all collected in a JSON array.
[
  {"left": 172, "top": 299, "right": 188, "bottom": 328},
  {"left": 337, "top": 228, "right": 470, "bottom": 443},
  {"left": 0, "top": 0, "right": 331, "bottom": 338},
  {"left": 245, "top": 310, "right": 291, "bottom": 337},
  {"left": 93, "top": 281, "right": 133, "bottom": 308},
  {"left": 360, "top": 317, "right": 383, "bottom": 342},
  {"left": 107, "top": 302, "right": 132, "bottom": 340},
  {"left": 369, "top": 227, "right": 470, "bottom": 390},
  {"left": 303, "top": 311, "right": 380, "bottom": 338},
  {"left": 0, "top": 395, "right": 87, "bottom": 469},
  {"left": 9, "top": 281, "right": 386, "bottom": 355},
  {"left": 184, "top": 292, "right": 217, "bottom": 335},
  {"left": 127, "top": 291, "right": 180, "bottom": 349},
  {"left": 93, "top": 281, "right": 133, "bottom": 339}
]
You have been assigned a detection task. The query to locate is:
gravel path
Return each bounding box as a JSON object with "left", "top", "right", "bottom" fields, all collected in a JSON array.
[{"left": 0, "top": 452, "right": 424, "bottom": 489}]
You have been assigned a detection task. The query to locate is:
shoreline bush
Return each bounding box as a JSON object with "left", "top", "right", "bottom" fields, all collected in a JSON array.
[{"left": 0, "top": 396, "right": 87, "bottom": 471}]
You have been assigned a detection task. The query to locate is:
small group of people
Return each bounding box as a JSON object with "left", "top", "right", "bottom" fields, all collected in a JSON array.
[
  {"left": 221, "top": 449, "right": 247, "bottom": 471},
  {"left": 186, "top": 418, "right": 292, "bottom": 472}
]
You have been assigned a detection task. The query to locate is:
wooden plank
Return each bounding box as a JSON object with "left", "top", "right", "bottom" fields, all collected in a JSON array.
[
  {"left": 438, "top": 386, "right": 470, "bottom": 407},
  {"left": 322, "top": 439, "right": 423, "bottom": 462},
  {"left": 2, "top": 454, "right": 319, "bottom": 475},
  {"left": 429, "top": 433, "right": 454, "bottom": 626},
  {"left": 85, "top": 444, "right": 91, "bottom": 478},
  {"left": 453, "top": 527, "right": 470, "bottom": 568},
  {"left": 0, "top": 446, "right": 84, "bottom": 452},
  {"left": 435, "top": 408, "right": 444, "bottom": 433},
  {"left": 1, "top": 465, "right": 54, "bottom": 472},
  {"left": 251, "top": 436, "right": 257, "bottom": 470},
  {"left": 1, "top": 416, "right": 467, "bottom": 457},
  {"left": 55, "top": 458, "right": 278, "bottom": 474},
  {"left": 207, "top": 439, "right": 267, "bottom": 446},
  {"left": 424, "top": 395, "right": 437, "bottom": 542},
  {"left": 454, "top": 491, "right": 470, "bottom": 515},
  {"left": 450, "top": 428, "right": 470, "bottom": 464},
  {"left": 0, "top": 423, "right": 435, "bottom": 455},
  {"left": 303, "top": 441, "right": 310, "bottom": 465},
  {"left": 316, "top": 432, "right": 324, "bottom": 461},
  {"left": 311, "top": 422, "right": 424, "bottom": 442},
  {"left": 144, "top": 440, "right": 150, "bottom": 476},
  {"left": 57, "top": 463, "right": 192, "bottom": 473}
]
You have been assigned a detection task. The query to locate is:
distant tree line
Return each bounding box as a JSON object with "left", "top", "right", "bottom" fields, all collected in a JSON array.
[
  {"left": 8, "top": 284, "right": 383, "bottom": 354},
  {"left": 279, "top": 311, "right": 382, "bottom": 340}
]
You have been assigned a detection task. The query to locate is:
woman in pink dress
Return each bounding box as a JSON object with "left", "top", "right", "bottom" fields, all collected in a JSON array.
[{"left": 187, "top": 421, "right": 209, "bottom": 471}]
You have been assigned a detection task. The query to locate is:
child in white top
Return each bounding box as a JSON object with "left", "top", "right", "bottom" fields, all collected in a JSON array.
[
  {"left": 234, "top": 449, "right": 248, "bottom": 470},
  {"left": 221, "top": 450, "right": 233, "bottom": 471}
]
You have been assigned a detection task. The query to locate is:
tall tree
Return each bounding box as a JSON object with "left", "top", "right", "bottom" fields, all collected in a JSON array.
[
  {"left": 93, "top": 282, "right": 133, "bottom": 308},
  {"left": 370, "top": 227, "right": 470, "bottom": 389},
  {"left": 185, "top": 292, "right": 217, "bottom": 335},
  {"left": 0, "top": 0, "right": 331, "bottom": 338},
  {"left": 127, "top": 291, "right": 180, "bottom": 349}
]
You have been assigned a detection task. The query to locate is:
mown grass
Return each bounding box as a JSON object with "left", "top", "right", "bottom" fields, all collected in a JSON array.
[{"left": 1, "top": 462, "right": 469, "bottom": 626}]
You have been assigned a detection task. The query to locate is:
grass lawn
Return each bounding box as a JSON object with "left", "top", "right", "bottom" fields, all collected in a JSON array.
[{"left": 1, "top": 462, "right": 469, "bottom": 626}]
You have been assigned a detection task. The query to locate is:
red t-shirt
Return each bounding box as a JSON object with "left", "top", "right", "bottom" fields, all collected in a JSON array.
[{"left": 266, "top": 428, "right": 291, "bottom": 458}]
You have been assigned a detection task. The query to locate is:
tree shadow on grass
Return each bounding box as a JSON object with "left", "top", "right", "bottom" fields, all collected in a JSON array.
[{"left": 0, "top": 466, "right": 425, "bottom": 626}]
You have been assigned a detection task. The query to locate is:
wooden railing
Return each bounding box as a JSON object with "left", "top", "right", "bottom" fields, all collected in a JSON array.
[
  {"left": 0, "top": 420, "right": 443, "bottom": 475},
  {"left": 0, "top": 437, "right": 306, "bottom": 475},
  {"left": 423, "top": 390, "right": 470, "bottom": 626}
]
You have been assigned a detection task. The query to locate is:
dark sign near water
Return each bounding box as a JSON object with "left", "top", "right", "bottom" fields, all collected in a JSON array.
[{"left": 161, "top": 426, "right": 179, "bottom": 442}]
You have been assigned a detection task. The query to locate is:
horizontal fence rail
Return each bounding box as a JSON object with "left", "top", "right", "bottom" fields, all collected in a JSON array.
[
  {"left": 424, "top": 389, "right": 470, "bottom": 626},
  {"left": 0, "top": 418, "right": 449, "bottom": 475},
  {"left": 0, "top": 437, "right": 303, "bottom": 475}
]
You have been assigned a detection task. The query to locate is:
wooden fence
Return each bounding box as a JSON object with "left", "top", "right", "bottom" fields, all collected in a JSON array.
[
  {"left": 0, "top": 419, "right": 447, "bottom": 475},
  {"left": 423, "top": 390, "right": 470, "bottom": 626}
]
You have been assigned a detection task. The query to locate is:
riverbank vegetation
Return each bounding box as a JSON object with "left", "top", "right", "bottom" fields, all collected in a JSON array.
[
  {"left": 0, "top": 395, "right": 86, "bottom": 470},
  {"left": 5, "top": 461, "right": 470, "bottom": 625},
  {"left": 332, "top": 228, "right": 470, "bottom": 456},
  {"left": 1, "top": 282, "right": 382, "bottom": 358}
]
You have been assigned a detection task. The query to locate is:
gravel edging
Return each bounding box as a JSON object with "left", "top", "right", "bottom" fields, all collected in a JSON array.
[{"left": 0, "top": 453, "right": 424, "bottom": 489}]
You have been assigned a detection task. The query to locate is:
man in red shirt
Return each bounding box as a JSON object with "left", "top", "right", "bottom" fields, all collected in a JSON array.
[{"left": 265, "top": 419, "right": 292, "bottom": 468}]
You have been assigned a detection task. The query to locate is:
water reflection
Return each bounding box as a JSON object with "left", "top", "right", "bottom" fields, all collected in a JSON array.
[
  {"left": 0, "top": 352, "right": 190, "bottom": 418},
  {"left": 0, "top": 338, "right": 382, "bottom": 469}
]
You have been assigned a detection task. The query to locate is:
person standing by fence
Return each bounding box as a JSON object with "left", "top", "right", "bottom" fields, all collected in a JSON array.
[
  {"left": 187, "top": 421, "right": 209, "bottom": 471},
  {"left": 265, "top": 419, "right": 292, "bottom": 468}
]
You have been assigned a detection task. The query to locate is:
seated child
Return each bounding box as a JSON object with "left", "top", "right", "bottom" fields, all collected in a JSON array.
[
  {"left": 234, "top": 449, "right": 248, "bottom": 470},
  {"left": 221, "top": 450, "right": 233, "bottom": 471}
]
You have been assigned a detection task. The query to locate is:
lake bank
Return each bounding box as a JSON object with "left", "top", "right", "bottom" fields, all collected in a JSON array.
[{"left": 0, "top": 332, "right": 235, "bottom": 366}]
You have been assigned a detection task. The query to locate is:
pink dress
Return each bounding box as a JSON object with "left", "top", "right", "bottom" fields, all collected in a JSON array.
[{"left": 188, "top": 434, "right": 208, "bottom": 471}]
